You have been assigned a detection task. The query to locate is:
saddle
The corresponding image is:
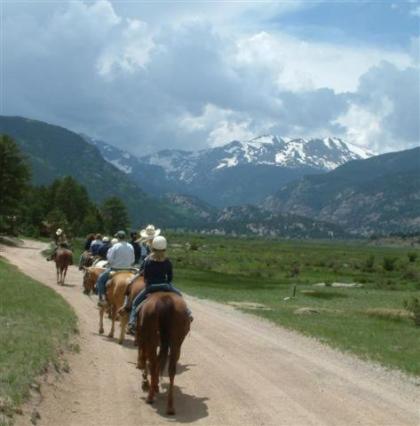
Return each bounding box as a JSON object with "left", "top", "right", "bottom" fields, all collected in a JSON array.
[
  {"left": 135, "top": 283, "right": 176, "bottom": 314},
  {"left": 109, "top": 267, "right": 139, "bottom": 278}
]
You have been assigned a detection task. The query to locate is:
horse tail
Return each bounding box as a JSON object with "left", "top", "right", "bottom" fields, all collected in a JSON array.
[{"left": 157, "top": 295, "right": 175, "bottom": 375}]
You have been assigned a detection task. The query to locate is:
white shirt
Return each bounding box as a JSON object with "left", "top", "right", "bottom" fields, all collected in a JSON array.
[{"left": 106, "top": 241, "right": 134, "bottom": 268}]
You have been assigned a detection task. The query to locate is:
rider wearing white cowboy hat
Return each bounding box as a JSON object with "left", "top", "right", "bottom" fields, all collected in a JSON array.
[
  {"left": 138, "top": 224, "right": 161, "bottom": 241},
  {"left": 137, "top": 224, "right": 161, "bottom": 265},
  {"left": 49, "top": 228, "right": 68, "bottom": 261}
]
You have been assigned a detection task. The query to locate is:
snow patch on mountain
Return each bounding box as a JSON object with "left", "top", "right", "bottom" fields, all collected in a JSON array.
[{"left": 108, "top": 159, "right": 132, "bottom": 174}]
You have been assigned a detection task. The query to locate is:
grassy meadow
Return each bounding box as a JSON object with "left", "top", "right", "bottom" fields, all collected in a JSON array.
[
  {"left": 167, "top": 233, "right": 420, "bottom": 376},
  {"left": 0, "top": 258, "right": 77, "bottom": 421}
]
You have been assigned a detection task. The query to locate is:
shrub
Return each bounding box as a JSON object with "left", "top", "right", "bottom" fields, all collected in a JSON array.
[
  {"left": 189, "top": 242, "right": 200, "bottom": 251},
  {"left": 383, "top": 257, "right": 397, "bottom": 271},
  {"left": 402, "top": 268, "right": 419, "bottom": 281},
  {"left": 403, "top": 297, "right": 420, "bottom": 326},
  {"left": 289, "top": 263, "right": 300, "bottom": 277},
  {"left": 407, "top": 252, "right": 418, "bottom": 263},
  {"left": 363, "top": 254, "right": 375, "bottom": 271}
]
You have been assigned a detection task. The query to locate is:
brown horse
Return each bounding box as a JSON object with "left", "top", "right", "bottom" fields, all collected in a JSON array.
[
  {"left": 79, "top": 250, "right": 94, "bottom": 270},
  {"left": 55, "top": 248, "right": 73, "bottom": 285},
  {"left": 98, "top": 271, "right": 134, "bottom": 344},
  {"left": 136, "top": 292, "right": 190, "bottom": 415},
  {"left": 82, "top": 266, "right": 105, "bottom": 295}
]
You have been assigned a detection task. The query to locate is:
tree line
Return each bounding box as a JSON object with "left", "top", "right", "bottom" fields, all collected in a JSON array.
[{"left": 0, "top": 134, "right": 130, "bottom": 238}]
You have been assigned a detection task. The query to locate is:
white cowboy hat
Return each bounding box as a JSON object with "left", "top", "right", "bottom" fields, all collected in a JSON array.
[
  {"left": 102, "top": 236, "right": 110, "bottom": 242},
  {"left": 111, "top": 238, "right": 118, "bottom": 245},
  {"left": 138, "top": 224, "right": 161, "bottom": 241},
  {"left": 56, "top": 228, "right": 63, "bottom": 236}
]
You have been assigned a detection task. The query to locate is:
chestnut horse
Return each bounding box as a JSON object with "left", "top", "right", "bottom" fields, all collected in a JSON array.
[
  {"left": 82, "top": 266, "right": 105, "bottom": 295},
  {"left": 136, "top": 292, "right": 190, "bottom": 415},
  {"left": 55, "top": 248, "right": 73, "bottom": 285},
  {"left": 98, "top": 271, "right": 134, "bottom": 344}
]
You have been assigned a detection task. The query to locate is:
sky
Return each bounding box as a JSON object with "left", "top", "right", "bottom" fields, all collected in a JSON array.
[{"left": 1, "top": 0, "right": 419, "bottom": 155}]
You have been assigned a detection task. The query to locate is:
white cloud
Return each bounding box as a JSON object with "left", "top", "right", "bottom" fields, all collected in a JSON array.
[
  {"left": 336, "top": 101, "right": 393, "bottom": 153},
  {"left": 179, "top": 104, "right": 257, "bottom": 146},
  {"left": 411, "top": 5, "right": 420, "bottom": 16},
  {"left": 235, "top": 31, "right": 412, "bottom": 93},
  {"left": 97, "top": 19, "right": 155, "bottom": 76}
]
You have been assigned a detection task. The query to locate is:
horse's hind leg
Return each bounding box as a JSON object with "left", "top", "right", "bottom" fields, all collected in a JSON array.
[
  {"left": 119, "top": 312, "right": 128, "bottom": 345},
  {"left": 62, "top": 266, "right": 68, "bottom": 285},
  {"left": 99, "top": 306, "right": 105, "bottom": 334},
  {"left": 56, "top": 266, "right": 60, "bottom": 284},
  {"left": 108, "top": 305, "right": 115, "bottom": 338},
  {"left": 146, "top": 348, "right": 158, "bottom": 404},
  {"left": 166, "top": 346, "right": 180, "bottom": 415},
  {"left": 141, "top": 363, "right": 149, "bottom": 391}
]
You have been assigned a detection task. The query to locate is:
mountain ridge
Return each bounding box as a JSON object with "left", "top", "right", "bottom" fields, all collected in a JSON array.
[
  {"left": 264, "top": 146, "right": 420, "bottom": 235},
  {"left": 88, "top": 133, "right": 371, "bottom": 207}
]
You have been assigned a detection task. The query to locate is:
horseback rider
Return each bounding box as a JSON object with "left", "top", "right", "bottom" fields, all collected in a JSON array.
[
  {"left": 84, "top": 234, "right": 95, "bottom": 251},
  {"left": 130, "top": 231, "right": 141, "bottom": 266},
  {"left": 96, "top": 230, "right": 135, "bottom": 307},
  {"left": 98, "top": 236, "right": 111, "bottom": 260},
  {"left": 89, "top": 234, "right": 103, "bottom": 257},
  {"left": 119, "top": 224, "right": 160, "bottom": 312},
  {"left": 48, "top": 228, "right": 69, "bottom": 261},
  {"left": 78, "top": 233, "right": 95, "bottom": 270},
  {"left": 127, "top": 235, "right": 192, "bottom": 334},
  {"left": 138, "top": 224, "right": 159, "bottom": 265}
]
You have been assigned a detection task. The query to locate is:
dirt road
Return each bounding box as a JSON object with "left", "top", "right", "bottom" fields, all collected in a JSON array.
[{"left": 1, "top": 240, "right": 419, "bottom": 426}]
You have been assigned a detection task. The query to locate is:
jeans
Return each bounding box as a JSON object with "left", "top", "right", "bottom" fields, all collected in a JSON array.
[
  {"left": 128, "top": 283, "right": 182, "bottom": 327},
  {"left": 96, "top": 268, "right": 111, "bottom": 299}
]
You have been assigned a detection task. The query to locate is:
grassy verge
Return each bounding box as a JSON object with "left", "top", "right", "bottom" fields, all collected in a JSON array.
[
  {"left": 0, "top": 258, "right": 78, "bottom": 421},
  {"left": 165, "top": 233, "right": 420, "bottom": 376}
]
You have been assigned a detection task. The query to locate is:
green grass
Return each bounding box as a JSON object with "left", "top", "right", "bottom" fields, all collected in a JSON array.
[
  {"left": 0, "top": 258, "right": 78, "bottom": 418},
  {"left": 166, "top": 233, "right": 420, "bottom": 376}
]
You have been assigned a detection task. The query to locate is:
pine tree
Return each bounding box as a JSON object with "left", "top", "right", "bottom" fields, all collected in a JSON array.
[
  {"left": 0, "top": 135, "right": 31, "bottom": 233},
  {"left": 101, "top": 197, "right": 130, "bottom": 235}
]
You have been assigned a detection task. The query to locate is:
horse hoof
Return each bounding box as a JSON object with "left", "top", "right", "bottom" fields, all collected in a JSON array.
[
  {"left": 166, "top": 408, "right": 175, "bottom": 415},
  {"left": 99, "top": 328, "right": 104, "bottom": 335},
  {"left": 142, "top": 381, "right": 149, "bottom": 391},
  {"left": 108, "top": 333, "right": 114, "bottom": 338},
  {"left": 118, "top": 339, "right": 123, "bottom": 345},
  {"left": 146, "top": 397, "right": 154, "bottom": 404}
]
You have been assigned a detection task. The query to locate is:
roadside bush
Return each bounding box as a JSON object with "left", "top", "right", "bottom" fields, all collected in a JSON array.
[
  {"left": 407, "top": 252, "right": 418, "bottom": 263},
  {"left": 403, "top": 297, "right": 420, "bottom": 326},
  {"left": 383, "top": 257, "right": 397, "bottom": 272}
]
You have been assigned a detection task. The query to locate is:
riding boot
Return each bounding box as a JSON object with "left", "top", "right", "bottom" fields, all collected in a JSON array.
[{"left": 118, "top": 295, "right": 131, "bottom": 314}]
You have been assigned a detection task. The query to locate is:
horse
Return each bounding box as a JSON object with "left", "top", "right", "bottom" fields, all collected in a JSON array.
[
  {"left": 136, "top": 292, "right": 190, "bottom": 415},
  {"left": 82, "top": 266, "right": 106, "bottom": 295},
  {"left": 79, "top": 250, "right": 94, "bottom": 270},
  {"left": 55, "top": 248, "right": 73, "bottom": 285},
  {"left": 98, "top": 271, "right": 134, "bottom": 344},
  {"left": 117, "top": 275, "right": 146, "bottom": 343}
]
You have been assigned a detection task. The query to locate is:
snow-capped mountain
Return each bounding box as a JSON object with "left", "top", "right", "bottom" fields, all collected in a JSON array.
[
  {"left": 82, "top": 135, "right": 139, "bottom": 175},
  {"left": 142, "top": 136, "right": 371, "bottom": 183},
  {"left": 84, "top": 134, "right": 372, "bottom": 207}
]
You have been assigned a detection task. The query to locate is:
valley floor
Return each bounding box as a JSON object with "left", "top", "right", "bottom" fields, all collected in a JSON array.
[{"left": 1, "top": 240, "right": 419, "bottom": 425}]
